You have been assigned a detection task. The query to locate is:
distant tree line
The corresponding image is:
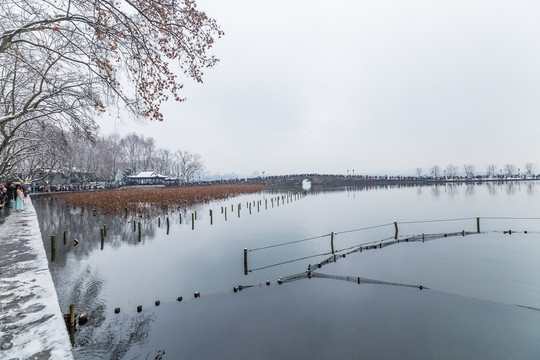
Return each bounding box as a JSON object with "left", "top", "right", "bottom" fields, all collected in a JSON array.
[
  {"left": 4, "top": 131, "right": 204, "bottom": 185},
  {"left": 417, "top": 163, "right": 536, "bottom": 179}
]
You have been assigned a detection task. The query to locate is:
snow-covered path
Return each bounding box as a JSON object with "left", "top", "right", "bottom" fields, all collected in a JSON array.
[{"left": 0, "top": 198, "right": 73, "bottom": 359}]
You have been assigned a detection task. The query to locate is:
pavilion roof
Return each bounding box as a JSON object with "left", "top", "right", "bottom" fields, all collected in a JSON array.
[{"left": 127, "top": 170, "right": 167, "bottom": 179}]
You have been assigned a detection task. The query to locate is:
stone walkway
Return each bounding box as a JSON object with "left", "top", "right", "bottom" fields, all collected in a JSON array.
[{"left": 0, "top": 198, "right": 73, "bottom": 359}]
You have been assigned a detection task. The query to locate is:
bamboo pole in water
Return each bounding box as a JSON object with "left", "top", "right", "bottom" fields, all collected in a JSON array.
[
  {"left": 51, "top": 235, "right": 56, "bottom": 262},
  {"left": 244, "top": 248, "right": 248, "bottom": 275}
]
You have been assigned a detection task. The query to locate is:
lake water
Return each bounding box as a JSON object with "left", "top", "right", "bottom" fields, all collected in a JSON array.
[{"left": 34, "top": 181, "right": 540, "bottom": 359}]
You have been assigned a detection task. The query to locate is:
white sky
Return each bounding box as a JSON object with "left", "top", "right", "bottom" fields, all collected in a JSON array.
[{"left": 99, "top": 0, "right": 540, "bottom": 176}]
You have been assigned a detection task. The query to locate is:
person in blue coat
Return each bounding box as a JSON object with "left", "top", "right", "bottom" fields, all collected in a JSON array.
[{"left": 13, "top": 185, "right": 24, "bottom": 211}]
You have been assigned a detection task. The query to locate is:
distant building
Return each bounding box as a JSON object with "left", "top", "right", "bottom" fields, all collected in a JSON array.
[{"left": 127, "top": 170, "right": 167, "bottom": 186}]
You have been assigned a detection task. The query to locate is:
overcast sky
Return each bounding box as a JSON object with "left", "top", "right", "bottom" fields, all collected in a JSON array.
[{"left": 99, "top": 0, "right": 540, "bottom": 176}]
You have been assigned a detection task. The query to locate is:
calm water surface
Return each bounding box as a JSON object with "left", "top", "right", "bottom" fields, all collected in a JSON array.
[{"left": 34, "top": 181, "right": 540, "bottom": 359}]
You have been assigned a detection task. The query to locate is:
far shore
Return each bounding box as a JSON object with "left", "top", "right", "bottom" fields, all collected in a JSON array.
[{"left": 28, "top": 177, "right": 539, "bottom": 215}]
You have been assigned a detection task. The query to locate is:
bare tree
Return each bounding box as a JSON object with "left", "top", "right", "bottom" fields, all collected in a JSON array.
[
  {"left": 504, "top": 164, "right": 516, "bottom": 176},
  {"left": 3, "top": 120, "right": 64, "bottom": 180},
  {"left": 430, "top": 165, "right": 440, "bottom": 179},
  {"left": 486, "top": 164, "right": 497, "bottom": 177},
  {"left": 60, "top": 132, "right": 101, "bottom": 184},
  {"left": 140, "top": 137, "right": 156, "bottom": 171},
  {"left": 175, "top": 150, "right": 204, "bottom": 182},
  {"left": 463, "top": 164, "right": 475, "bottom": 178},
  {"left": 97, "top": 133, "right": 122, "bottom": 182},
  {"left": 416, "top": 168, "right": 422, "bottom": 178},
  {"left": 120, "top": 133, "right": 145, "bottom": 175},
  {"left": 525, "top": 162, "right": 535, "bottom": 177},
  {"left": 446, "top": 164, "right": 458, "bottom": 178},
  {"left": 0, "top": 0, "right": 222, "bottom": 178},
  {"left": 154, "top": 148, "right": 173, "bottom": 176}
]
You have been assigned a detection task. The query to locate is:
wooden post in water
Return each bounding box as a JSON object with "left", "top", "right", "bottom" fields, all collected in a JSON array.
[
  {"left": 330, "top": 232, "right": 335, "bottom": 254},
  {"left": 158, "top": 218, "right": 161, "bottom": 227},
  {"left": 225, "top": 207, "right": 227, "bottom": 221},
  {"left": 69, "top": 303, "right": 76, "bottom": 330},
  {"left": 51, "top": 235, "right": 56, "bottom": 262},
  {"left": 166, "top": 217, "right": 170, "bottom": 234},
  {"left": 265, "top": 199, "right": 267, "bottom": 209},
  {"left": 103, "top": 225, "right": 107, "bottom": 237},
  {"left": 179, "top": 213, "right": 182, "bottom": 224},
  {"left": 124, "top": 207, "right": 128, "bottom": 218},
  {"left": 244, "top": 248, "right": 248, "bottom": 275},
  {"left": 192, "top": 213, "right": 195, "bottom": 230},
  {"left": 63, "top": 231, "right": 66, "bottom": 245},
  {"left": 394, "top": 221, "right": 398, "bottom": 240},
  {"left": 100, "top": 229, "right": 104, "bottom": 250},
  {"left": 210, "top": 209, "right": 213, "bottom": 225},
  {"left": 138, "top": 222, "right": 141, "bottom": 242},
  {"left": 476, "top": 217, "right": 480, "bottom": 233}
]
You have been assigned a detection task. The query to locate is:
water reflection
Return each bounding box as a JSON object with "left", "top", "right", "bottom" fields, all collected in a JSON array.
[
  {"left": 465, "top": 184, "right": 475, "bottom": 197},
  {"left": 33, "top": 181, "right": 540, "bottom": 359},
  {"left": 431, "top": 184, "right": 441, "bottom": 198},
  {"left": 527, "top": 182, "right": 535, "bottom": 196},
  {"left": 445, "top": 183, "right": 458, "bottom": 198}
]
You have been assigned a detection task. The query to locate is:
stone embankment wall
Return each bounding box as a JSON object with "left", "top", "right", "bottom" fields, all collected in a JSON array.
[{"left": 0, "top": 198, "right": 73, "bottom": 359}]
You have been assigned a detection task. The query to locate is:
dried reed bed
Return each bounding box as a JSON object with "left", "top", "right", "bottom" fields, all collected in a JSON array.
[{"left": 57, "top": 184, "right": 264, "bottom": 216}]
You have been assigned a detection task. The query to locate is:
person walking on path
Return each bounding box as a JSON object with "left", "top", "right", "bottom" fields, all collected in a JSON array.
[
  {"left": 13, "top": 185, "right": 24, "bottom": 211},
  {"left": 0, "top": 185, "right": 6, "bottom": 209},
  {"left": 5, "top": 183, "right": 15, "bottom": 208}
]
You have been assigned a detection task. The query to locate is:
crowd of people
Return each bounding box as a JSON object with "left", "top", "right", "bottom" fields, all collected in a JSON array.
[{"left": 0, "top": 182, "right": 26, "bottom": 212}]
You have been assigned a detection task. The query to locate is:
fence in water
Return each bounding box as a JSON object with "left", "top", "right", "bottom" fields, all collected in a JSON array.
[{"left": 244, "top": 216, "right": 540, "bottom": 280}]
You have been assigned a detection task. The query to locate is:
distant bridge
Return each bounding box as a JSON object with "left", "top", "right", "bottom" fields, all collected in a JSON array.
[
  {"left": 248, "top": 174, "right": 424, "bottom": 188},
  {"left": 246, "top": 174, "right": 536, "bottom": 189}
]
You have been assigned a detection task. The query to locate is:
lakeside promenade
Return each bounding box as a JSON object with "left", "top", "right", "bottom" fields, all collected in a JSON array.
[{"left": 0, "top": 198, "right": 73, "bottom": 359}]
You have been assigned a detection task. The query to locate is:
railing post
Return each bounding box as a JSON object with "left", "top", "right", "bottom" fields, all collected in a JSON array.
[
  {"left": 476, "top": 217, "right": 480, "bottom": 233},
  {"left": 330, "top": 232, "right": 335, "bottom": 254},
  {"left": 394, "top": 221, "right": 398, "bottom": 239}
]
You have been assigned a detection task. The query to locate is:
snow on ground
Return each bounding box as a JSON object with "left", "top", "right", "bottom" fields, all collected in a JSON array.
[{"left": 0, "top": 198, "right": 73, "bottom": 359}]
